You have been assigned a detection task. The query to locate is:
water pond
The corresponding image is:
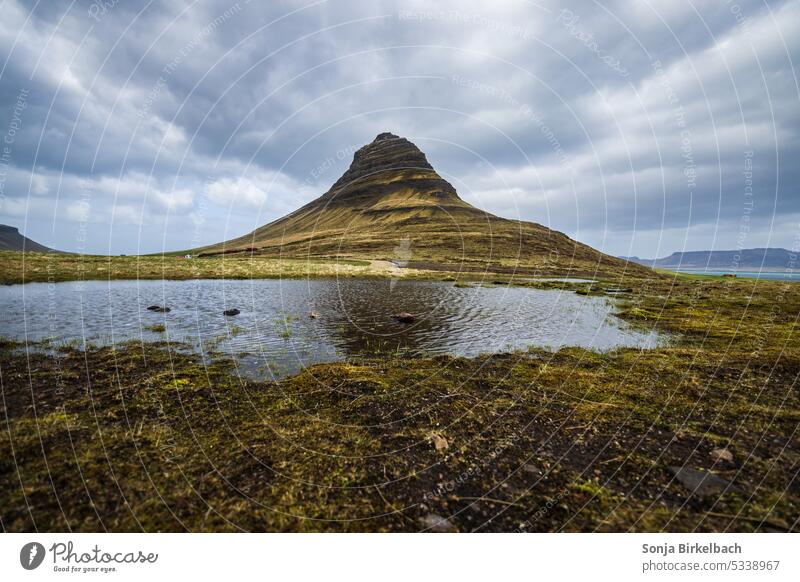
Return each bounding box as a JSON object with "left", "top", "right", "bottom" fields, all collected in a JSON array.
[{"left": 0, "top": 278, "right": 664, "bottom": 378}]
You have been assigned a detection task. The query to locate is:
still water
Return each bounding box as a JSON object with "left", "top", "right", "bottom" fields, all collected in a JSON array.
[{"left": 0, "top": 278, "right": 663, "bottom": 378}]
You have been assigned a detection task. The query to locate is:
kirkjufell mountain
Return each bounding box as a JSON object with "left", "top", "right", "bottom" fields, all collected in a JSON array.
[{"left": 198, "top": 133, "right": 650, "bottom": 277}]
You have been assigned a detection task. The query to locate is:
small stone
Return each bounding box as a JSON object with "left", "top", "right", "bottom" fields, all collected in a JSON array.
[
  {"left": 309, "top": 311, "right": 320, "bottom": 319},
  {"left": 392, "top": 312, "right": 416, "bottom": 323},
  {"left": 523, "top": 464, "right": 541, "bottom": 475},
  {"left": 669, "top": 466, "right": 742, "bottom": 498},
  {"left": 710, "top": 448, "right": 734, "bottom": 463},
  {"left": 419, "top": 513, "right": 457, "bottom": 532},
  {"left": 223, "top": 309, "right": 240, "bottom": 316},
  {"left": 430, "top": 433, "right": 448, "bottom": 452},
  {"left": 146, "top": 305, "right": 170, "bottom": 313}
]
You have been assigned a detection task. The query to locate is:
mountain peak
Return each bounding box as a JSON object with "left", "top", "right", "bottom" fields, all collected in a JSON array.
[
  {"left": 373, "top": 131, "right": 399, "bottom": 141},
  {"left": 321, "top": 133, "right": 456, "bottom": 205},
  {"left": 350, "top": 132, "right": 434, "bottom": 173}
]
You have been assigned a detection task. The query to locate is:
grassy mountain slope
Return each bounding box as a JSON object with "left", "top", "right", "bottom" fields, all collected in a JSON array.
[
  {"left": 0, "top": 224, "right": 55, "bottom": 253},
  {"left": 196, "top": 133, "right": 652, "bottom": 278}
]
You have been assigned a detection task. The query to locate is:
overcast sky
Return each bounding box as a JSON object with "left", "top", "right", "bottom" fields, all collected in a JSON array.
[{"left": 0, "top": 0, "right": 797, "bottom": 257}]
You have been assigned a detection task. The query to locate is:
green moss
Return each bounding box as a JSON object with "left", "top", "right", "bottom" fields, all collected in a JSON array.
[{"left": 227, "top": 325, "right": 246, "bottom": 337}]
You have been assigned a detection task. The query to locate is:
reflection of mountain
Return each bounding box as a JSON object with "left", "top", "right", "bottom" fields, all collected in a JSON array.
[
  {"left": 305, "top": 278, "right": 460, "bottom": 355},
  {"left": 301, "top": 279, "right": 660, "bottom": 359},
  {"left": 195, "top": 133, "right": 652, "bottom": 278},
  {"left": 0, "top": 224, "right": 57, "bottom": 252},
  {"left": 620, "top": 248, "right": 796, "bottom": 270}
]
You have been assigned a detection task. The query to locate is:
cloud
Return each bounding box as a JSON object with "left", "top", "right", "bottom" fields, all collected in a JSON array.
[
  {"left": 0, "top": 0, "right": 796, "bottom": 256},
  {"left": 205, "top": 173, "right": 300, "bottom": 210}
]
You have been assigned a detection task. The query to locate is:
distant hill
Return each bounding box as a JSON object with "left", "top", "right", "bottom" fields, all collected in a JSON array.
[
  {"left": 194, "top": 133, "right": 652, "bottom": 278},
  {"left": 0, "top": 224, "right": 56, "bottom": 253},
  {"left": 621, "top": 248, "right": 796, "bottom": 270}
]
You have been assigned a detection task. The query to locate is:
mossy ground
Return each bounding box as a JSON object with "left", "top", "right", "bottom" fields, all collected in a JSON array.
[
  {"left": 0, "top": 251, "right": 428, "bottom": 284},
  {"left": 0, "top": 248, "right": 651, "bottom": 285},
  {"left": 1, "top": 273, "right": 798, "bottom": 532}
]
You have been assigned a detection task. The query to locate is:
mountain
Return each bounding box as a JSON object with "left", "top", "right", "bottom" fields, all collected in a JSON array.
[
  {"left": 0, "top": 224, "right": 55, "bottom": 253},
  {"left": 622, "top": 248, "right": 796, "bottom": 270},
  {"left": 197, "top": 133, "right": 652, "bottom": 278}
]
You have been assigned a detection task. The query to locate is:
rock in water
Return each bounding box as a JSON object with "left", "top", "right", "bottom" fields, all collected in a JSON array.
[
  {"left": 146, "top": 305, "right": 170, "bottom": 313},
  {"left": 392, "top": 312, "right": 416, "bottom": 323},
  {"left": 223, "top": 309, "right": 240, "bottom": 316}
]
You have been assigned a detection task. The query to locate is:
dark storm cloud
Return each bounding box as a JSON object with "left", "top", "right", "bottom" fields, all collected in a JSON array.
[{"left": 0, "top": 0, "right": 797, "bottom": 255}]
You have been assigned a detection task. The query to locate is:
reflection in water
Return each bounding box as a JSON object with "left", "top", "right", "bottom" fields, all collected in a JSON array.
[{"left": 0, "top": 278, "right": 663, "bottom": 378}]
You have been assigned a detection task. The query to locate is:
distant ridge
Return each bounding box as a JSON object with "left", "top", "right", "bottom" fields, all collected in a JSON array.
[
  {"left": 195, "top": 133, "right": 652, "bottom": 278},
  {"left": 620, "top": 248, "right": 796, "bottom": 270},
  {"left": 0, "top": 224, "right": 56, "bottom": 253}
]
